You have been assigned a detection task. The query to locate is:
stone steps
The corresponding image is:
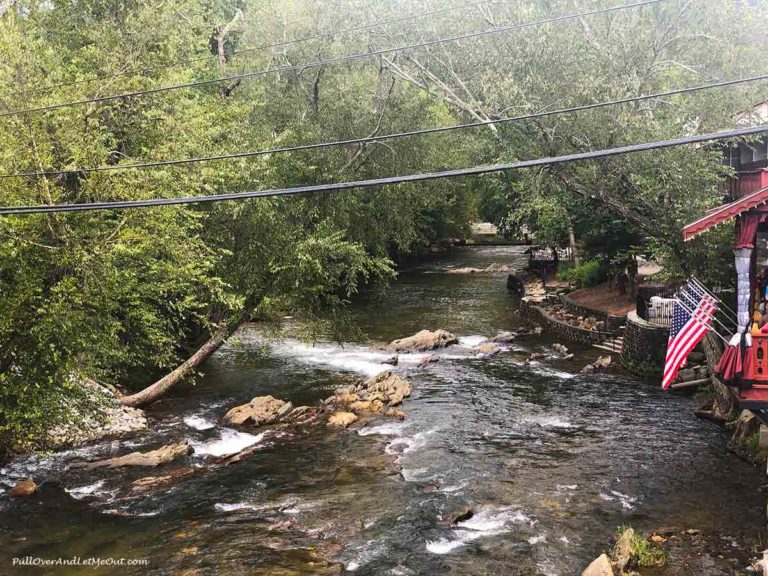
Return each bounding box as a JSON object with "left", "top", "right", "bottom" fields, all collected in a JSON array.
[{"left": 593, "top": 336, "right": 624, "bottom": 354}]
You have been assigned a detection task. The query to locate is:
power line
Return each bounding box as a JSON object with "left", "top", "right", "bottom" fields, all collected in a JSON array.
[
  {"left": 0, "top": 0, "right": 496, "bottom": 99},
  {"left": 4, "top": 71, "right": 765, "bottom": 180},
  {"left": 0, "top": 0, "right": 662, "bottom": 119},
  {"left": 2, "top": 123, "right": 764, "bottom": 215}
]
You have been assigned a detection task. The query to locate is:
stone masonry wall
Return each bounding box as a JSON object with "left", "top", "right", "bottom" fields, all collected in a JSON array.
[{"left": 620, "top": 311, "right": 668, "bottom": 378}]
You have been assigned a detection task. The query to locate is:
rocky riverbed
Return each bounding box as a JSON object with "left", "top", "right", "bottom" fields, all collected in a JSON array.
[{"left": 1, "top": 246, "right": 765, "bottom": 576}]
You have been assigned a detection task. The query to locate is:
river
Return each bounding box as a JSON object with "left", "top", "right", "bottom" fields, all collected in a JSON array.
[{"left": 0, "top": 245, "right": 765, "bottom": 575}]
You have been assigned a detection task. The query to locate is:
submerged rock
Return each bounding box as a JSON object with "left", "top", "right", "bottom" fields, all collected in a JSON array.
[
  {"left": 131, "top": 466, "right": 200, "bottom": 495},
  {"left": 474, "top": 342, "right": 501, "bottom": 356},
  {"left": 10, "top": 478, "right": 37, "bottom": 498},
  {"left": 388, "top": 329, "right": 458, "bottom": 353},
  {"left": 223, "top": 395, "right": 293, "bottom": 427},
  {"left": 73, "top": 441, "right": 192, "bottom": 469},
  {"left": 450, "top": 508, "right": 474, "bottom": 525},
  {"left": 328, "top": 412, "right": 358, "bottom": 428}
]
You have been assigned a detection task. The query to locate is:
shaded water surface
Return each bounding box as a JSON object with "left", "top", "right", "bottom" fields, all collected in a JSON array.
[{"left": 1, "top": 246, "right": 764, "bottom": 575}]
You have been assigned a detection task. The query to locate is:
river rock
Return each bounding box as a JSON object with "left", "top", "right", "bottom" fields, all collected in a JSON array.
[
  {"left": 580, "top": 355, "right": 612, "bottom": 374},
  {"left": 223, "top": 395, "right": 293, "bottom": 427},
  {"left": 382, "top": 356, "right": 399, "bottom": 366},
  {"left": 613, "top": 527, "right": 635, "bottom": 572},
  {"left": 581, "top": 554, "right": 614, "bottom": 576},
  {"left": 10, "top": 478, "right": 37, "bottom": 498},
  {"left": 47, "top": 380, "right": 147, "bottom": 449},
  {"left": 328, "top": 412, "right": 358, "bottom": 428},
  {"left": 447, "top": 267, "right": 483, "bottom": 274},
  {"left": 388, "top": 329, "right": 458, "bottom": 353},
  {"left": 491, "top": 331, "right": 517, "bottom": 343},
  {"left": 450, "top": 508, "right": 474, "bottom": 524},
  {"left": 74, "top": 441, "right": 192, "bottom": 469},
  {"left": 365, "top": 372, "right": 411, "bottom": 406},
  {"left": 552, "top": 343, "right": 569, "bottom": 355},
  {"left": 506, "top": 274, "right": 525, "bottom": 296},
  {"left": 131, "top": 466, "right": 200, "bottom": 495},
  {"left": 384, "top": 408, "right": 406, "bottom": 420},
  {"left": 474, "top": 342, "right": 501, "bottom": 356},
  {"left": 729, "top": 409, "right": 761, "bottom": 447}
]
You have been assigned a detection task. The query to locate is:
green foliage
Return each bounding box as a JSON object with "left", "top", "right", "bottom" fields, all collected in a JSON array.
[
  {"left": 2, "top": 0, "right": 768, "bottom": 450},
  {"left": 615, "top": 526, "right": 666, "bottom": 568},
  {"left": 557, "top": 260, "right": 607, "bottom": 288}
]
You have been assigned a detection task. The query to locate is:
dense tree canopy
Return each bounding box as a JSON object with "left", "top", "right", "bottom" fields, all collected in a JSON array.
[{"left": 1, "top": 0, "right": 767, "bottom": 450}]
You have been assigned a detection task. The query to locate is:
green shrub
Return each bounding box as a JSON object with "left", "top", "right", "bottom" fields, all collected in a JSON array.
[{"left": 556, "top": 260, "right": 607, "bottom": 288}]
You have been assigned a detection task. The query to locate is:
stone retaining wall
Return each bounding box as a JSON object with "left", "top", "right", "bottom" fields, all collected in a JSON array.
[
  {"left": 561, "top": 291, "right": 626, "bottom": 331},
  {"left": 519, "top": 299, "right": 615, "bottom": 345},
  {"left": 620, "top": 311, "right": 668, "bottom": 378}
]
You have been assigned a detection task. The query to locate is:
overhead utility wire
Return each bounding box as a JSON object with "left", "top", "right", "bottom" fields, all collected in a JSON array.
[
  {"left": 0, "top": 0, "right": 662, "bottom": 119},
  {"left": 2, "top": 123, "right": 765, "bottom": 215},
  {"left": 0, "top": 0, "right": 496, "bottom": 99},
  {"left": 3, "top": 71, "right": 764, "bottom": 180}
]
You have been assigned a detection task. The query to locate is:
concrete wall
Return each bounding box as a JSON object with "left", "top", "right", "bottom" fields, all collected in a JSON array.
[{"left": 620, "top": 311, "right": 669, "bottom": 378}]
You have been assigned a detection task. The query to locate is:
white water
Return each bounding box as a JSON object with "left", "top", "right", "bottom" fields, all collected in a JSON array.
[
  {"left": 191, "top": 429, "right": 265, "bottom": 457},
  {"left": 426, "top": 508, "right": 531, "bottom": 555},
  {"left": 65, "top": 480, "right": 107, "bottom": 500},
  {"left": 184, "top": 415, "right": 216, "bottom": 430}
]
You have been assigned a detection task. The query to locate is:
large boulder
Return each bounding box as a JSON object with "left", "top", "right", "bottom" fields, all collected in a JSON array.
[
  {"left": 581, "top": 554, "right": 614, "bottom": 576},
  {"left": 222, "top": 395, "right": 293, "bottom": 427},
  {"left": 388, "top": 330, "right": 459, "bottom": 353},
  {"left": 74, "top": 442, "right": 192, "bottom": 470}
]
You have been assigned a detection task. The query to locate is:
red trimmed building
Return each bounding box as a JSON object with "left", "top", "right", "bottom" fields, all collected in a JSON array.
[{"left": 684, "top": 136, "right": 768, "bottom": 407}]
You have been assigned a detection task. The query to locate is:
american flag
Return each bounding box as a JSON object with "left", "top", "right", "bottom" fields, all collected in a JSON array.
[{"left": 662, "top": 286, "right": 717, "bottom": 389}]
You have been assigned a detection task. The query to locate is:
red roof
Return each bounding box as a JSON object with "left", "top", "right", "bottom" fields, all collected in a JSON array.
[{"left": 683, "top": 184, "right": 768, "bottom": 241}]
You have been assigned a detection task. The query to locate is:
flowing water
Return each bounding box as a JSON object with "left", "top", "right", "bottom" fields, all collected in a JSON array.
[{"left": 1, "top": 246, "right": 765, "bottom": 575}]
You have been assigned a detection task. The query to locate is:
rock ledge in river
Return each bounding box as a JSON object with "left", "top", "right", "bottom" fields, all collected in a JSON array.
[
  {"left": 72, "top": 441, "right": 192, "bottom": 470},
  {"left": 388, "top": 329, "right": 458, "bottom": 353},
  {"left": 223, "top": 395, "right": 294, "bottom": 427}
]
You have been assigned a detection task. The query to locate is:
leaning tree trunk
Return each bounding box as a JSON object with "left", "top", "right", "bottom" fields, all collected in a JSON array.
[{"left": 120, "top": 321, "right": 238, "bottom": 407}]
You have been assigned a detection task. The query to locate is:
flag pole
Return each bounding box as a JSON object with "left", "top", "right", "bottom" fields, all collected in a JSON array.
[
  {"left": 686, "top": 279, "right": 738, "bottom": 329},
  {"left": 678, "top": 289, "right": 735, "bottom": 337},
  {"left": 673, "top": 296, "right": 730, "bottom": 344},
  {"left": 689, "top": 277, "right": 739, "bottom": 322}
]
